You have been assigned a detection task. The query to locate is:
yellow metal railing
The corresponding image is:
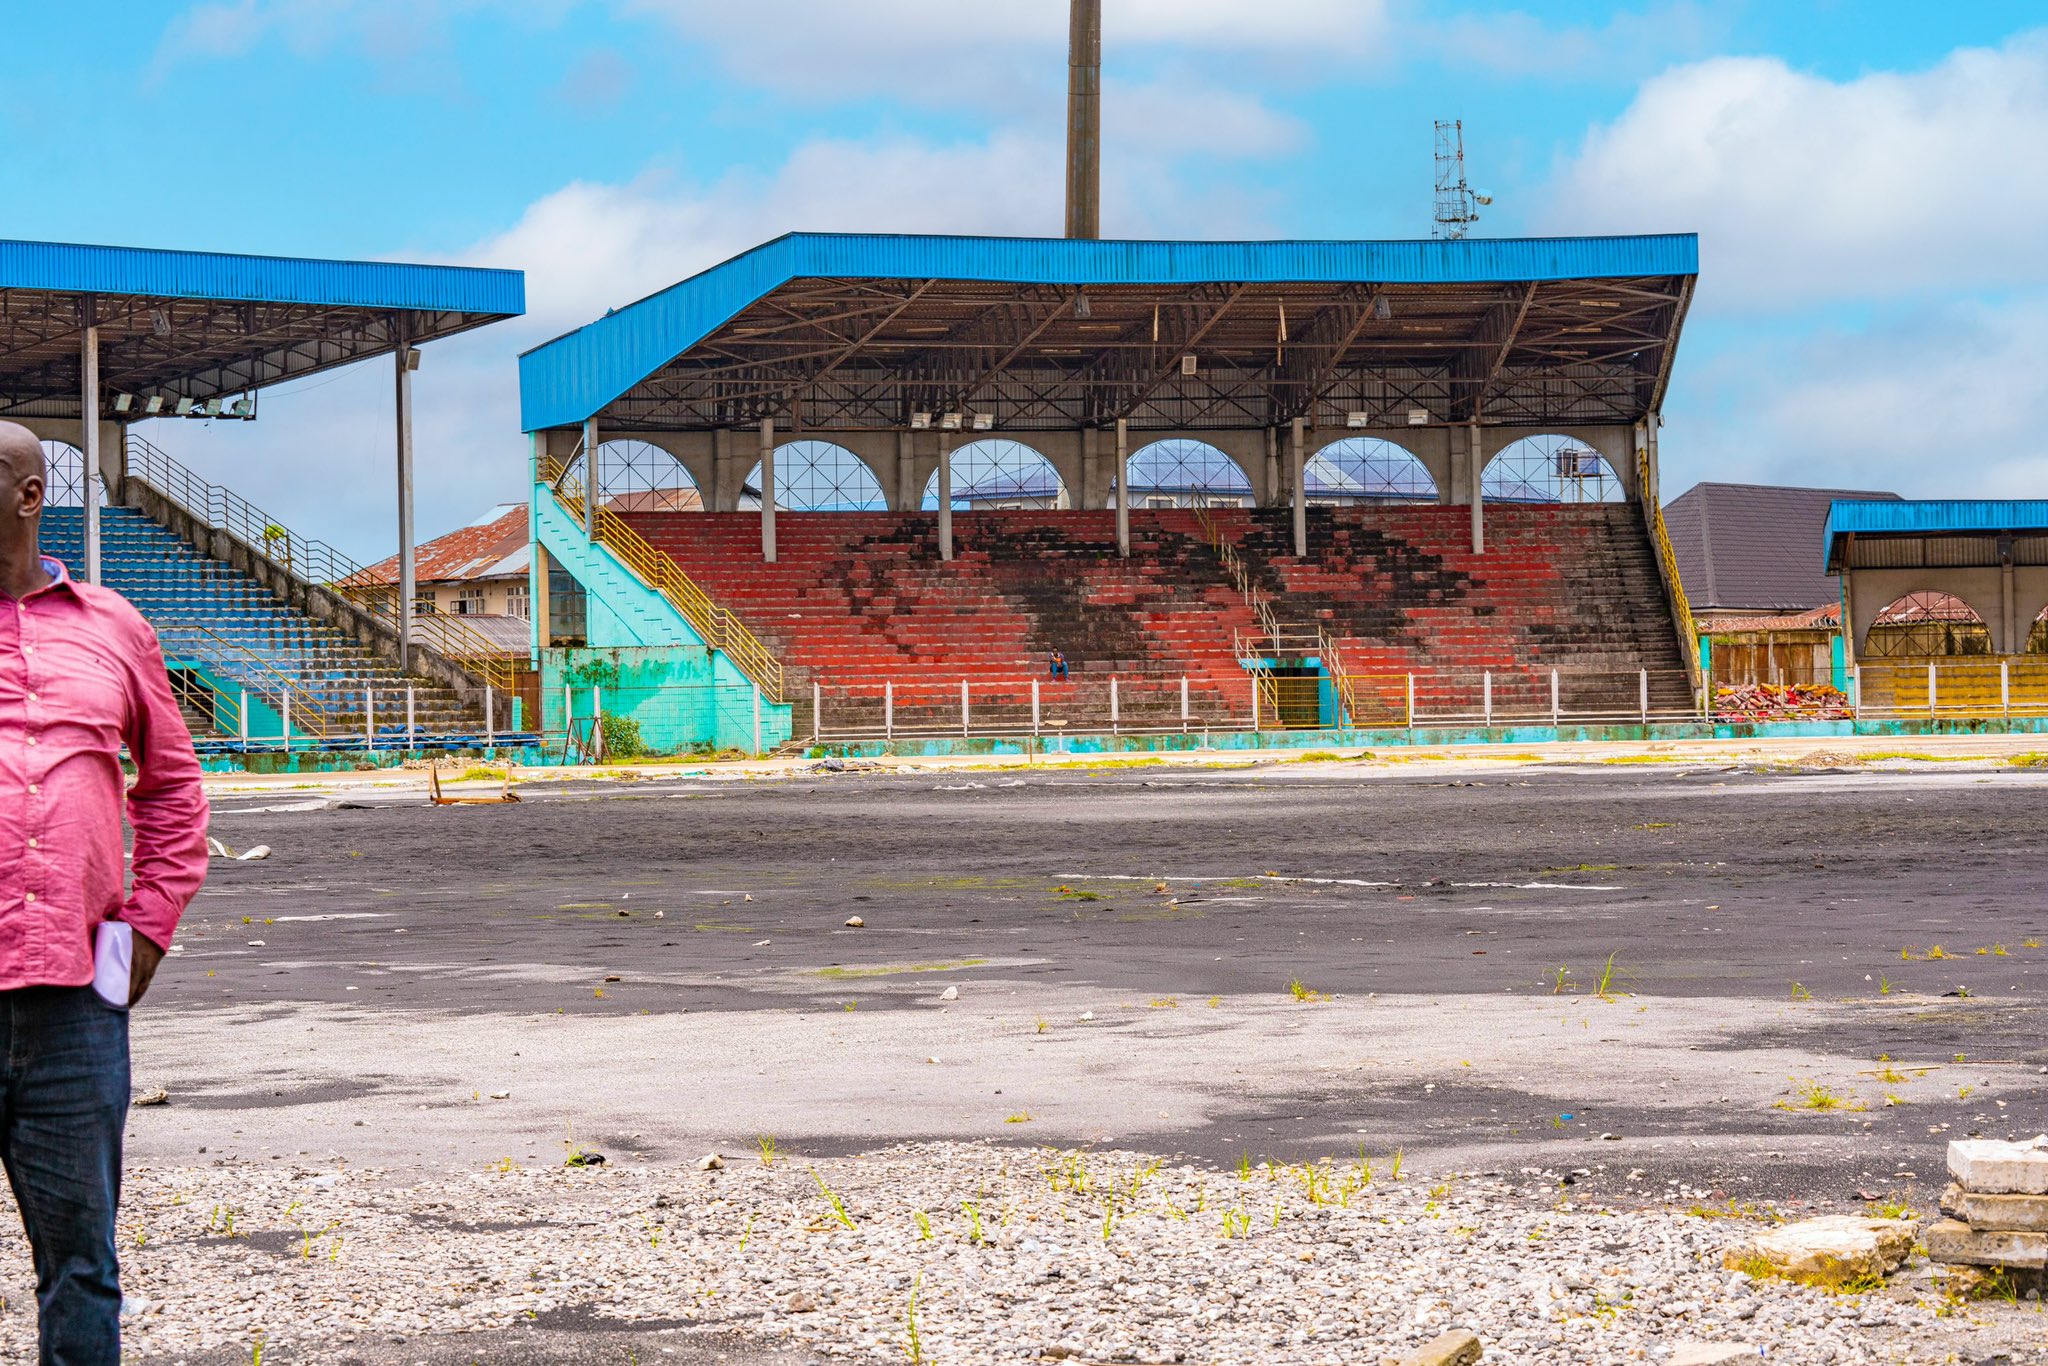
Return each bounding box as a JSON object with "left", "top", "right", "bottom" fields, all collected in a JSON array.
[
  {"left": 158, "top": 623, "right": 334, "bottom": 740},
  {"left": 128, "top": 436, "right": 514, "bottom": 694},
  {"left": 1638, "top": 442, "right": 1700, "bottom": 689},
  {"left": 540, "top": 456, "right": 785, "bottom": 703}
]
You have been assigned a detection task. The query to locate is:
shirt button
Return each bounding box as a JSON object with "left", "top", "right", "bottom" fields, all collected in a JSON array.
[
  {"left": 24, "top": 692, "right": 35, "bottom": 703},
  {"left": 24, "top": 737, "right": 34, "bottom": 747},
  {"left": 23, "top": 893, "right": 33, "bottom": 903},
  {"left": 25, "top": 784, "right": 37, "bottom": 795},
  {"left": 21, "top": 645, "right": 31, "bottom": 655},
  {"left": 25, "top": 838, "right": 35, "bottom": 849}
]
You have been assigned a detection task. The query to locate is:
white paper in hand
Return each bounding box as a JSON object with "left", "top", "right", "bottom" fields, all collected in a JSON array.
[{"left": 93, "top": 922, "right": 133, "bottom": 1009}]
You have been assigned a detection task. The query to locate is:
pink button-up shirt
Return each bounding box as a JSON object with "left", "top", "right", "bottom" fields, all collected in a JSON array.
[{"left": 0, "top": 556, "right": 208, "bottom": 988}]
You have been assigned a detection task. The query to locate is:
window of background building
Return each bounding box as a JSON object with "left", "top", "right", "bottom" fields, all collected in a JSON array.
[
  {"left": 455, "top": 587, "right": 486, "bottom": 615},
  {"left": 506, "top": 582, "right": 531, "bottom": 621}
]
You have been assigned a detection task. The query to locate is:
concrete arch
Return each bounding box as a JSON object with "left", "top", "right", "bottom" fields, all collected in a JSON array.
[
  {"left": 921, "top": 439, "right": 1069, "bottom": 510},
  {"left": 1853, "top": 585, "right": 2003, "bottom": 658},
  {"left": 1117, "top": 438, "right": 1254, "bottom": 509},
  {"left": 37, "top": 439, "right": 101, "bottom": 508},
  {"left": 1302, "top": 436, "right": 1438, "bottom": 502},
  {"left": 593, "top": 438, "right": 702, "bottom": 513},
  {"left": 1481, "top": 432, "right": 1628, "bottom": 504},
  {"left": 746, "top": 440, "right": 889, "bottom": 512}
]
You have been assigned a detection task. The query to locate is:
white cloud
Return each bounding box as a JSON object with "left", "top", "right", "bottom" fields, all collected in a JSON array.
[
  {"left": 1666, "top": 293, "right": 2048, "bottom": 499},
  {"left": 1424, "top": 3, "right": 1720, "bottom": 81},
  {"left": 1545, "top": 33, "right": 2048, "bottom": 308}
]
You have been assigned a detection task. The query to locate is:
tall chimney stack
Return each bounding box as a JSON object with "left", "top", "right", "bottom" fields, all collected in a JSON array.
[{"left": 1065, "top": 0, "right": 1101, "bottom": 239}]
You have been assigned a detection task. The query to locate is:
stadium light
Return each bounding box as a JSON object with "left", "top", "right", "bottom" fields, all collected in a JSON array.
[
  {"left": 1180, "top": 354, "right": 1198, "bottom": 377},
  {"left": 971, "top": 413, "right": 994, "bottom": 431},
  {"left": 174, "top": 398, "right": 196, "bottom": 416},
  {"left": 203, "top": 398, "right": 223, "bottom": 417},
  {"left": 113, "top": 393, "right": 134, "bottom": 414},
  {"left": 230, "top": 398, "right": 254, "bottom": 419},
  {"left": 1373, "top": 296, "right": 1392, "bottom": 321},
  {"left": 145, "top": 395, "right": 165, "bottom": 415},
  {"left": 1405, "top": 407, "right": 1430, "bottom": 426},
  {"left": 150, "top": 308, "right": 172, "bottom": 337},
  {"left": 1346, "top": 411, "right": 1371, "bottom": 429},
  {"left": 404, "top": 347, "right": 423, "bottom": 372},
  {"left": 909, "top": 412, "right": 932, "bottom": 430},
  {"left": 939, "top": 412, "right": 964, "bottom": 431}
]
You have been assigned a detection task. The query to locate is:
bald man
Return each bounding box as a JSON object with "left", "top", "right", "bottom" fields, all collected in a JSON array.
[{"left": 0, "top": 420, "right": 208, "bottom": 1364}]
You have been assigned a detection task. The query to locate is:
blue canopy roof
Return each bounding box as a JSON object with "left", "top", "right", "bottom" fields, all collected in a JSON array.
[
  {"left": 1823, "top": 499, "right": 2048, "bottom": 572},
  {"left": 0, "top": 239, "right": 523, "bottom": 315},
  {"left": 0, "top": 238, "right": 523, "bottom": 418},
  {"left": 520, "top": 231, "right": 1699, "bottom": 433}
]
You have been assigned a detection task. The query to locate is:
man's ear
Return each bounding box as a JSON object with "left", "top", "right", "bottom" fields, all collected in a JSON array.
[{"left": 16, "top": 474, "right": 43, "bottom": 518}]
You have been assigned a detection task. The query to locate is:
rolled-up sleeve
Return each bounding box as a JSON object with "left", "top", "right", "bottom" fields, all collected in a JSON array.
[{"left": 118, "top": 622, "right": 209, "bottom": 949}]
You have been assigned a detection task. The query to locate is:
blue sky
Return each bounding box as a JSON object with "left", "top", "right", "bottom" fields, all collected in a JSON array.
[{"left": 9, "top": 1, "right": 2048, "bottom": 556}]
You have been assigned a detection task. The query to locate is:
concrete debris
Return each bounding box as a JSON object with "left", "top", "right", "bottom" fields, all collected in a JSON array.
[
  {"left": 844, "top": 916, "right": 866, "bottom": 928},
  {"left": 1723, "top": 1215, "right": 1915, "bottom": 1287},
  {"left": 235, "top": 844, "right": 271, "bottom": 861},
  {"left": 1669, "top": 1345, "right": 1758, "bottom": 1365},
  {"left": 696, "top": 1153, "right": 724, "bottom": 1171},
  {"left": 1386, "top": 1328, "right": 1483, "bottom": 1366},
  {"left": 132, "top": 1087, "right": 169, "bottom": 1107},
  {"left": 1950, "top": 1136, "right": 2048, "bottom": 1196},
  {"left": 1712, "top": 683, "right": 1849, "bottom": 722},
  {"left": 1932, "top": 1137, "right": 2048, "bottom": 1280},
  {"left": 1943, "top": 1183, "right": 2048, "bottom": 1233},
  {"left": 488, "top": 1091, "right": 510, "bottom": 1100},
  {"left": 1924, "top": 1219, "right": 2047, "bottom": 1270},
  {"left": 939, "top": 985, "right": 959, "bottom": 1002}
]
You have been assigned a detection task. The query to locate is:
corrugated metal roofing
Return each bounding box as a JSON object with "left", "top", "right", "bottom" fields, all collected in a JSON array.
[
  {"left": 1663, "top": 482, "right": 1900, "bottom": 612},
  {"left": 519, "top": 231, "right": 1698, "bottom": 432},
  {"left": 1823, "top": 499, "right": 2048, "bottom": 572},
  {"left": 0, "top": 239, "right": 523, "bottom": 315}
]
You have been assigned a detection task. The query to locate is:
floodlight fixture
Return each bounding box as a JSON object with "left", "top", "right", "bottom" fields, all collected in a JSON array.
[
  {"left": 230, "top": 398, "right": 254, "bottom": 419},
  {"left": 1180, "top": 353, "right": 1198, "bottom": 377},
  {"left": 1405, "top": 407, "right": 1430, "bottom": 426},
  {"left": 1345, "top": 411, "right": 1371, "bottom": 429},
  {"left": 1373, "top": 296, "right": 1392, "bottom": 321},
  {"left": 908, "top": 411, "right": 932, "bottom": 430},
  {"left": 150, "top": 308, "right": 172, "bottom": 337},
  {"left": 203, "top": 398, "right": 223, "bottom": 417},
  {"left": 1072, "top": 291, "right": 1091, "bottom": 320},
  {"left": 113, "top": 393, "right": 133, "bottom": 414},
  {"left": 174, "top": 397, "right": 196, "bottom": 416},
  {"left": 144, "top": 395, "right": 165, "bottom": 416},
  {"left": 939, "top": 412, "right": 964, "bottom": 431},
  {"left": 970, "top": 412, "right": 994, "bottom": 431},
  {"left": 404, "top": 347, "right": 423, "bottom": 372}
]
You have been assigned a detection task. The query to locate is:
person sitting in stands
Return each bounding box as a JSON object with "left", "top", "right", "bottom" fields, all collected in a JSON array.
[{"left": 1048, "top": 649, "right": 1069, "bottom": 681}]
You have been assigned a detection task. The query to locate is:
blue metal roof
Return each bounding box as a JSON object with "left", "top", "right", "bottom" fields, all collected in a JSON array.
[
  {"left": 1823, "top": 499, "right": 2048, "bottom": 572},
  {"left": 520, "top": 231, "right": 1698, "bottom": 432},
  {"left": 0, "top": 239, "right": 523, "bottom": 316}
]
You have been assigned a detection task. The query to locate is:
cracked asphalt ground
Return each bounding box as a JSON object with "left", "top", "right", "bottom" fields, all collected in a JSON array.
[{"left": 107, "top": 756, "right": 2048, "bottom": 1360}]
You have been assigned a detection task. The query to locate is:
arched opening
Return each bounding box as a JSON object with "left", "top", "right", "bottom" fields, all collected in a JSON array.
[
  {"left": 1865, "top": 592, "right": 1993, "bottom": 658},
  {"left": 1482, "top": 434, "right": 1624, "bottom": 503},
  {"left": 1118, "top": 439, "right": 1252, "bottom": 509},
  {"left": 921, "top": 439, "right": 1069, "bottom": 510},
  {"left": 595, "top": 439, "right": 701, "bottom": 513},
  {"left": 39, "top": 440, "right": 101, "bottom": 508},
  {"left": 1305, "top": 437, "right": 1437, "bottom": 504},
  {"left": 745, "top": 441, "right": 887, "bottom": 512}
]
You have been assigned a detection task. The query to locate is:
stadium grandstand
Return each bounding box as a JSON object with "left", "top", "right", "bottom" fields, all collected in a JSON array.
[
  {"left": 517, "top": 230, "right": 1702, "bottom": 751},
  {"left": 0, "top": 238, "right": 528, "bottom": 755}
]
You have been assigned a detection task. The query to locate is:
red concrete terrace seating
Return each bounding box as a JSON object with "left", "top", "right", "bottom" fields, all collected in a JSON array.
[{"left": 618, "top": 506, "right": 1688, "bottom": 730}]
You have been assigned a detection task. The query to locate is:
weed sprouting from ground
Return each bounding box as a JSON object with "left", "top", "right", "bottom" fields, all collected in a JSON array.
[
  {"left": 755, "top": 1134, "right": 778, "bottom": 1167},
  {"left": 912, "top": 1210, "right": 932, "bottom": 1241},
  {"left": 961, "top": 1200, "right": 987, "bottom": 1246},
  {"left": 1593, "top": 952, "right": 1625, "bottom": 1002},
  {"left": 1288, "top": 977, "right": 1329, "bottom": 1003},
  {"left": 1777, "top": 1079, "right": 1865, "bottom": 1113},
  {"left": 903, "top": 1273, "right": 926, "bottom": 1365},
  {"left": 812, "top": 1170, "right": 856, "bottom": 1230},
  {"left": 1790, "top": 981, "right": 1813, "bottom": 1001}
]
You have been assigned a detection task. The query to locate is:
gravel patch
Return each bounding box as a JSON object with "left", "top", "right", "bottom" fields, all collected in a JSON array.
[{"left": 48, "top": 1142, "right": 2043, "bottom": 1364}]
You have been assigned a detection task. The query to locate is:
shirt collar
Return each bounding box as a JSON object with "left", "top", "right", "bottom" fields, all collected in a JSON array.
[{"left": 22, "top": 556, "right": 77, "bottom": 601}]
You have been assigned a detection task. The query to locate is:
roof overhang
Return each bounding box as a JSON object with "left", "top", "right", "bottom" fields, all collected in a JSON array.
[
  {"left": 0, "top": 239, "right": 524, "bottom": 420},
  {"left": 519, "top": 231, "right": 1697, "bottom": 435},
  {"left": 1824, "top": 499, "right": 2048, "bottom": 574}
]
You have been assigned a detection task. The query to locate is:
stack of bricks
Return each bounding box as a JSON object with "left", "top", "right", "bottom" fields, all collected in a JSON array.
[{"left": 1928, "top": 1135, "right": 2048, "bottom": 1290}]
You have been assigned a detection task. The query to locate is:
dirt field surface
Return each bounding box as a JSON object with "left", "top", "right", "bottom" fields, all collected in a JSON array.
[{"left": 28, "top": 744, "right": 2048, "bottom": 1362}]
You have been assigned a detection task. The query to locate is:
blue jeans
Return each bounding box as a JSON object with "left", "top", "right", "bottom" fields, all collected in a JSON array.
[{"left": 0, "top": 987, "right": 128, "bottom": 1366}]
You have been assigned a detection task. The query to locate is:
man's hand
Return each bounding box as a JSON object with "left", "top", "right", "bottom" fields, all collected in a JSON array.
[{"left": 128, "top": 935, "right": 166, "bottom": 1007}]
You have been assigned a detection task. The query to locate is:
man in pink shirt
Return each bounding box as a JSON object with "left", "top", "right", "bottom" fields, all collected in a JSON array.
[{"left": 0, "top": 420, "right": 208, "bottom": 1364}]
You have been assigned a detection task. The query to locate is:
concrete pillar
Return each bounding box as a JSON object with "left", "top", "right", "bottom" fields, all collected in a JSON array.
[
  {"left": 1468, "top": 421, "right": 1484, "bottom": 555},
  {"left": 2001, "top": 549, "right": 2017, "bottom": 656},
  {"left": 1080, "top": 426, "right": 1096, "bottom": 509},
  {"left": 937, "top": 432, "right": 954, "bottom": 562},
  {"left": 582, "top": 417, "right": 599, "bottom": 538},
  {"left": 395, "top": 327, "right": 416, "bottom": 668},
  {"left": 1290, "top": 417, "right": 1306, "bottom": 558},
  {"left": 1264, "top": 426, "right": 1280, "bottom": 509},
  {"left": 531, "top": 541, "right": 551, "bottom": 654},
  {"left": 79, "top": 301, "right": 100, "bottom": 584},
  {"left": 759, "top": 416, "right": 776, "bottom": 562},
  {"left": 897, "top": 430, "right": 915, "bottom": 511},
  {"left": 1115, "top": 418, "right": 1129, "bottom": 557}
]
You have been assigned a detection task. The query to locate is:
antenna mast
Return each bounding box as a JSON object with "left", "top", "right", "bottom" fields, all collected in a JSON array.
[{"left": 1432, "top": 120, "right": 1488, "bottom": 239}]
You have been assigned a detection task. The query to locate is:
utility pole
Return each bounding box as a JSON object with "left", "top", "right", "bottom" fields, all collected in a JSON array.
[{"left": 1066, "top": 0, "right": 1101, "bottom": 239}]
